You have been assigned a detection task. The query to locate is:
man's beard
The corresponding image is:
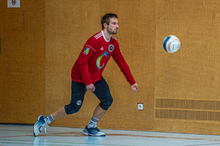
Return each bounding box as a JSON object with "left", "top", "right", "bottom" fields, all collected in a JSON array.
[{"left": 107, "top": 27, "right": 117, "bottom": 35}]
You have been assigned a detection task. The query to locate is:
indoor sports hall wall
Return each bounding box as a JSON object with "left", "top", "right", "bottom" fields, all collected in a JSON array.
[
  {"left": 1, "top": 0, "right": 220, "bottom": 136},
  {"left": 155, "top": 0, "right": 220, "bottom": 135},
  {"left": 0, "top": 1, "right": 45, "bottom": 123}
]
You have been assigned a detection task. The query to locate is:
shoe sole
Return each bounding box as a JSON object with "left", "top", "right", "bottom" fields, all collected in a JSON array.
[
  {"left": 82, "top": 130, "right": 106, "bottom": 137},
  {"left": 82, "top": 131, "right": 89, "bottom": 136},
  {"left": 33, "top": 132, "right": 37, "bottom": 137}
]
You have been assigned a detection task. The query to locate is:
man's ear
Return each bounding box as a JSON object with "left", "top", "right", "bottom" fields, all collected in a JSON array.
[{"left": 103, "top": 23, "right": 108, "bottom": 29}]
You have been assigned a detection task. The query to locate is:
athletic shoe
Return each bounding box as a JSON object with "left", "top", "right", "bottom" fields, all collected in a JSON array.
[
  {"left": 33, "top": 115, "right": 49, "bottom": 137},
  {"left": 83, "top": 126, "right": 106, "bottom": 136}
]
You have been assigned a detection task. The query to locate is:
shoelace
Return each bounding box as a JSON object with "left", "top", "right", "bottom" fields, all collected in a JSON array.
[{"left": 39, "top": 123, "right": 49, "bottom": 133}]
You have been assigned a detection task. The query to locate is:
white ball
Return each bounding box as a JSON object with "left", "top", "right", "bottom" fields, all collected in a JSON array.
[{"left": 163, "top": 35, "right": 181, "bottom": 53}]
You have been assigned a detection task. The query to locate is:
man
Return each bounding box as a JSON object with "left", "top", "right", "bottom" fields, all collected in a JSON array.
[{"left": 33, "top": 13, "right": 138, "bottom": 137}]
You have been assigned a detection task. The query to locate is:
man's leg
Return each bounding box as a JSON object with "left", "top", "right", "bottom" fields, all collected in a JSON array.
[
  {"left": 33, "top": 107, "right": 68, "bottom": 137},
  {"left": 83, "top": 77, "right": 113, "bottom": 136},
  {"left": 86, "top": 105, "right": 107, "bottom": 129},
  {"left": 93, "top": 105, "right": 107, "bottom": 119},
  {"left": 33, "top": 81, "right": 86, "bottom": 137},
  {"left": 83, "top": 105, "right": 108, "bottom": 136},
  {"left": 52, "top": 106, "right": 67, "bottom": 119}
]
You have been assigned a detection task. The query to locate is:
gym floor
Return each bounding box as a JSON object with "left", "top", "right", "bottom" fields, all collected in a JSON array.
[{"left": 1, "top": 124, "right": 220, "bottom": 146}]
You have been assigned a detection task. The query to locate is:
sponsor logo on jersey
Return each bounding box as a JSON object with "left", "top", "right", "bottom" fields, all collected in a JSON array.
[
  {"left": 108, "top": 45, "right": 114, "bottom": 52},
  {"left": 96, "top": 52, "right": 109, "bottom": 69},
  {"left": 83, "top": 47, "right": 90, "bottom": 55}
]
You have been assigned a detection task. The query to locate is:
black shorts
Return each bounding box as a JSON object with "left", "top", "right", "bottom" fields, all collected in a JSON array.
[{"left": 64, "top": 77, "right": 113, "bottom": 114}]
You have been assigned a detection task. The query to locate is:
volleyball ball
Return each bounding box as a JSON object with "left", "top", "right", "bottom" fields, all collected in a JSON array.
[{"left": 163, "top": 35, "right": 181, "bottom": 53}]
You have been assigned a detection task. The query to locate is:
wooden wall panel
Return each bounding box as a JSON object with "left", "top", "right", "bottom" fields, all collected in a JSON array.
[
  {"left": 155, "top": 0, "right": 220, "bottom": 134},
  {"left": 155, "top": 120, "right": 220, "bottom": 135},
  {"left": 0, "top": 0, "right": 45, "bottom": 123}
]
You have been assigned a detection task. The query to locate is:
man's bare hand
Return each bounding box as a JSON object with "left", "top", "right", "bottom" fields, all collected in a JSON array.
[
  {"left": 86, "top": 84, "right": 96, "bottom": 92},
  {"left": 131, "top": 83, "right": 138, "bottom": 93}
]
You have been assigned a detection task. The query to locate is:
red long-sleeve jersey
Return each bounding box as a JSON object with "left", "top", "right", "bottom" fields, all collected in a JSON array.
[{"left": 71, "top": 31, "right": 136, "bottom": 86}]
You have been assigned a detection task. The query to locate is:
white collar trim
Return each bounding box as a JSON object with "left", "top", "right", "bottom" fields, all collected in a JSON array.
[{"left": 101, "top": 30, "right": 110, "bottom": 42}]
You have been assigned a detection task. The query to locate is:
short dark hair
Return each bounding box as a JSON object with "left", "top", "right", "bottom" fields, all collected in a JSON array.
[{"left": 101, "top": 13, "right": 118, "bottom": 30}]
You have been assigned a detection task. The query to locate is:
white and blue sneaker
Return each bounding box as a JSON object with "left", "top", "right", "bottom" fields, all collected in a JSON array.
[
  {"left": 83, "top": 126, "right": 106, "bottom": 136},
  {"left": 33, "top": 115, "right": 49, "bottom": 137}
]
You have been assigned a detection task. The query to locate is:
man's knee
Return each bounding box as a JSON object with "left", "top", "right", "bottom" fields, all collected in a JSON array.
[
  {"left": 64, "top": 100, "right": 82, "bottom": 114},
  {"left": 99, "top": 97, "right": 113, "bottom": 110}
]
